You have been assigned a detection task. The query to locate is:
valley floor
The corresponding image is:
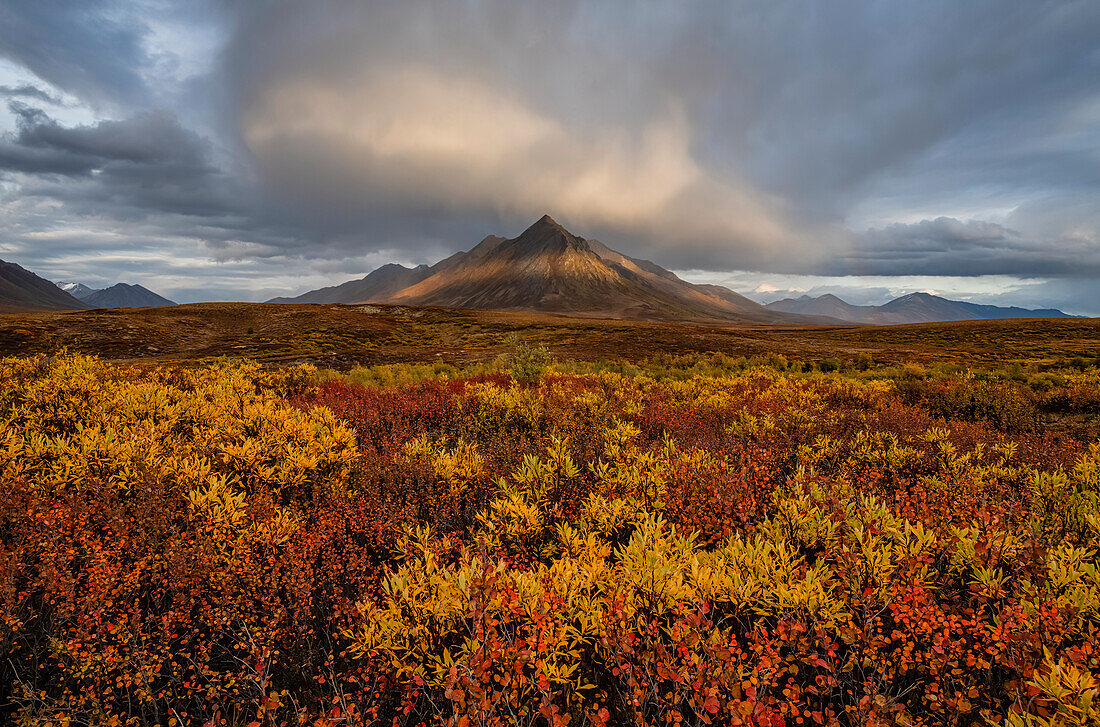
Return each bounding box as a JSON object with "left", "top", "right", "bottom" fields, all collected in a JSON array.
[{"left": 0, "top": 302, "right": 1096, "bottom": 368}]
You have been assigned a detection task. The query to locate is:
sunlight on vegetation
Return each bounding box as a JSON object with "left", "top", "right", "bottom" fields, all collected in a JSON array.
[{"left": 2, "top": 352, "right": 1100, "bottom": 725}]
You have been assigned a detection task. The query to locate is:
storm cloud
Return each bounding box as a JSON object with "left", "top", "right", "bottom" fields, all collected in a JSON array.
[
  {"left": 0, "top": 0, "right": 1097, "bottom": 307},
  {"left": 1, "top": 103, "right": 210, "bottom": 173},
  {"left": 841, "top": 217, "right": 1100, "bottom": 278}
]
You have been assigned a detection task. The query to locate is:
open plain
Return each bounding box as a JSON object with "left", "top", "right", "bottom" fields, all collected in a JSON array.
[{"left": 1, "top": 302, "right": 1097, "bottom": 369}]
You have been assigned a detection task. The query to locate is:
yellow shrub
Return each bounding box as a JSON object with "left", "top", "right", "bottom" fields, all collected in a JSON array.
[
  {"left": 0, "top": 354, "right": 356, "bottom": 548},
  {"left": 1007, "top": 651, "right": 1100, "bottom": 727}
]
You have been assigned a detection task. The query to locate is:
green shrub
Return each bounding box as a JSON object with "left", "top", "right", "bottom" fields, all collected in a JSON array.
[
  {"left": 509, "top": 340, "right": 551, "bottom": 381},
  {"left": 767, "top": 353, "right": 790, "bottom": 371}
]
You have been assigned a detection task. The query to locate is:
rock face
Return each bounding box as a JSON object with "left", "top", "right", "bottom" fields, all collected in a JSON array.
[
  {"left": 81, "top": 284, "right": 175, "bottom": 309},
  {"left": 766, "top": 292, "right": 1077, "bottom": 324},
  {"left": 274, "top": 215, "right": 816, "bottom": 323},
  {"left": 0, "top": 260, "right": 88, "bottom": 311}
]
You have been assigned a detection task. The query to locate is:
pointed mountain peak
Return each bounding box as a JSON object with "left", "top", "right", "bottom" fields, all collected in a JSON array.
[
  {"left": 511, "top": 214, "right": 591, "bottom": 257},
  {"left": 532, "top": 213, "right": 563, "bottom": 229}
]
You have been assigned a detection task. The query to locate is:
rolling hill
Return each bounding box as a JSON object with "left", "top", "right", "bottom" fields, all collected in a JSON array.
[
  {"left": 274, "top": 215, "right": 822, "bottom": 324},
  {"left": 766, "top": 292, "right": 1076, "bottom": 324},
  {"left": 0, "top": 260, "right": 88, "bottom": 311}
]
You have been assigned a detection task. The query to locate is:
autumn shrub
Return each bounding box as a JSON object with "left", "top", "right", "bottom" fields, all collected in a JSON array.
[
  {"left": 509, "top": 341, "right": 553, "bottom": 381},
  {"left": 3, "top": 353, "right": 1100, "bottom": 726},
  {"left": 898, "top": 377, "right": 1040, "bottom": 432}
]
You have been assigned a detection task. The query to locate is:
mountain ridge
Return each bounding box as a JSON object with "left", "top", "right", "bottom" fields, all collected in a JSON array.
[
  {"left": 273, "top": 215, "right": 816, "bottom": 324},
  {"left": 766, "top": 291, "right": 1077, "bottom": 324},
  {"left": 81, "top": 283, "right": 176, "bottom": 309},
  {"left": 0, "top": 260, "right": 88, "bottom": 311},
  {"left": 269, "top": 263, "right": 432, "bottom": 305},
  {"left": 271, "top": 216, "right": 1081, "bottom": 325},
  {"left": 58, "top": 281, "right": 99, "bottom": 299}
]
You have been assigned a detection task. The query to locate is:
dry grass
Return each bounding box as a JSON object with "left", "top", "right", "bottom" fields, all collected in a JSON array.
[{"left": 0, "top": 302, "right": 1095, "bottom": 368}]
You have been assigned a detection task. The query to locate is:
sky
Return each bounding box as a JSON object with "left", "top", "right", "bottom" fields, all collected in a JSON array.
[{"left": 0, "top": 0, "right": 1098, "bottom": 313}]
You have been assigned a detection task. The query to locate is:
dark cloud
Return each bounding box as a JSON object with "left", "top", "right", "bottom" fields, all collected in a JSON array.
[
  {"left": 211, "top": 0, "right": 1100, "bottom": 273},
  {"left": 0, "top": 102, "right": 246, "bottom": 228},
  {"left": 715, "top": 2, "right": 1100, "bottom": 212},
  {"left": 832, "top": 217, "right": 1100, "bottom": 278},
  {"left": 0, "top": 103, "right": 212, "bottom": 175},
  {"left": 0, "top": 0, "right": 156, "bottom": 110},
  {"left": 0, "top": 0, "right": 1098, "bottom": 306}
]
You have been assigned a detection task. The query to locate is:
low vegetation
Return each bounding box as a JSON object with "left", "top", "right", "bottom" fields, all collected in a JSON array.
[
  {"left": 0, "top": 303, "right": 1098, "bottom": 370},
  {"left": 2, "top": 351, "right": 1100, "bottom": 726}
]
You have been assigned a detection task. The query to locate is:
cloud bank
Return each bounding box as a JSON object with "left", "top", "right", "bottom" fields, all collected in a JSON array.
[{"left": 0, "top": 0, "right": 1097, "bottom": 309}]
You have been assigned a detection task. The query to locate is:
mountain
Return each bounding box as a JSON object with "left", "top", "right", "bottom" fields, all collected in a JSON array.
[
  {"left": 81, "top": 283, "right": 175, "bottom": 309},
  {"left": 766, "top": 292, "right": 1076, "bottom": 324},
  {"left": 921, "top": 296, "right": 1076, "bottom": 321},
  {"left": 276, "top": 215, "right": 819, "bottom": 323},
  {"left": 764, "top": 294, "right": 888, "bottom": 323},
  {"left": 0, "top": 260, "right": 88, "bottom": 311},
  {"left": 57, "top": 281, "right": 100, "bottom": 299},
  {"left": 269, "top": 263, "right": 432, "bottom": 304}
]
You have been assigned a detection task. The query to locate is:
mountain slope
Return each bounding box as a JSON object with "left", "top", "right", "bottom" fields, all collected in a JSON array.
[
  {"left": 766, "top": 292, "right": 1076, "bottom": 324},
  {"left": 765, "top": 294, "right": 892, "bottom": 323},
  {"left": 387, "top": 215, "right": 800, "bottom": 322},
  {"left": 274, "top": 215, "right": 844, "bottom": 323},
  {"left": 270, "top": 263, "right": 432, "bottom": 304},
  {"left": 584, "top": 239, "right": 770, "bottom": 317},
  {"left": 941, "top": 298, "right": 1074, "bottom": 320},
  {"left": 269, "top": 235, "right": 514, "bottom": 306},
  {"left": 82, "top": 283, "right": 175, "bottom": 309},
  {"left": 57, "top": 282, "right": 100, "bottom": 300},
  {"left": 0, "top": 260, "right": 88, "bottom": 311}
]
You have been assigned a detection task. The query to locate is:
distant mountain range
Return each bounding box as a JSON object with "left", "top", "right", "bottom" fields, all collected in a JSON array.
[
  {"left": 0, "top": 263, "right": 177, "bottom": 312},
  {"left": 272, "top": 215, "right": 824, "bottom": 324},
  {"left": 765, "top": 292, "right": 1076, "bottom": 324},
  {"left": 0, "top": 225, "right": 1082, "bottom": 323},
  {"left": 273, "top": 216, "right": 1083, "bottom": 324},
  {"left": 1, "top": 260, "right": 88, "bottom": 311},
  {"left": 60, "top": 282, "right": 176, "bottom": 309}
]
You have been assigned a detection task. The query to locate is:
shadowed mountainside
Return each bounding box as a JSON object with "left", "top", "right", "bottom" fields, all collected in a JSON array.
[
  {"left": 766, "top": 292, "right": 1076, "bottom": 324},
  {"left": 0, "top": 260, "right": 88, "bottom": 312},
  {"left": 269, "top": 263, "right": 433, "bottom": 305},
  {"left": 81, "top": 283, "right": 176, "bottom": 309}
]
